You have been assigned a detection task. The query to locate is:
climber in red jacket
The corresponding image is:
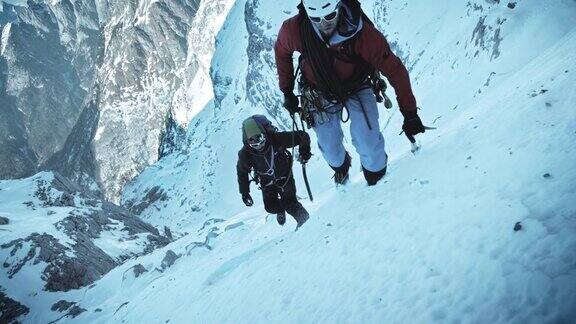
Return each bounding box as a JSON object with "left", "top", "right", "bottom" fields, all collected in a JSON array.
[{"left": 274, "top": 0, "right": 426, "bottom": 186}]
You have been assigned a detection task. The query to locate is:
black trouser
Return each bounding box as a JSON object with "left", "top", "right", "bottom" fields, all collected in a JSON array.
[{"left": 262, "top": 177, "right": 308, "bottom": 219}]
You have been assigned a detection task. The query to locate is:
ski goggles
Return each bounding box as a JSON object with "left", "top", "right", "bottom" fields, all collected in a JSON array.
[
  {"left": 309, "top": 6, "right": 340, "bottom": 24},
  {"left": 248, "top": 134, "right": 266, "bottom": 149}
]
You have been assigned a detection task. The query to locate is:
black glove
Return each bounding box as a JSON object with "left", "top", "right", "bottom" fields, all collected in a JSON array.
[
  {"left": 283, "top": 91, "right": 299, "bottom": 115},
  {"left": 242, "top": 193, "right": 253, "bottom": 207},
  {"left": 402, "top": 110, "right": 425, "bottom": 137},
  {"left": 298, "top": 148, "right": 312, "bottom": 163}
]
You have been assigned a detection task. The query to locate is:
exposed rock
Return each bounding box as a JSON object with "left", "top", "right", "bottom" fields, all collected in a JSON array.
[
  {"left": 160, "top": 250, "right": 180, "bottom": 271},
  {"left": 48, "top": 301, "right": 86, "bottom": 322},
  {"left": 67, "top": 305, "right": 87, "bottom": 318},
  {"left": 244, "top": 0, "right": 285, "bottom": 123},
  {"left": 124, "top": 186, "right": 169, "bottom": 216},
  {"left": 51, "top": 300, "right": 75, "bottom": 312},
  {"left": 0, "top": 0, "right": 104, "bottom": 179},
  {"left": 133, "top": 264, "right": 148, "bottom": 278},
  {"left": 0, "top": 172, "right": 170, "bottom": 292},
  {"left": 164, "top": 226, "right": 174, "bottom": 241},
  {"left": 0, "top": 216, "right": 8, "bottom": 225},
  {"left": 0, "top": 291, "right": 30, "bottom": 323},
  {"left": 158, "top": 110, "right": 188, "bottom": 159},
  {"left": 2, "top": 0, "right": 227, "bottom": 204},
  {"left": 34, "top": 179, "right": 76, "bottom": 208},
  {"left": 92, "top": 0, "right": 203, "bottom": 202},
  {"left": 43, "top": 96, "right": 103, "bottom": 198}
]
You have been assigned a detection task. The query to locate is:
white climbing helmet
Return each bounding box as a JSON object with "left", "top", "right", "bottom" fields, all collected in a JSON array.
[{"left": 302, "top": 0, "right": 341, "bottom": 19}]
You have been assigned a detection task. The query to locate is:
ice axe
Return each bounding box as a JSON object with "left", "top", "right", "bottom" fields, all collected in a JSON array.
[
  {"left": 400, "top": 126, "right": 437, "bottom": 154},
  {"left": 298, "top": 114, "right": 314, "bottom": 202},
  {"left": 291, "top": 111, "right": 314, "bottom": 202},
  {"left": 300, "top": 161, "right": 314, "bottom": 202}
]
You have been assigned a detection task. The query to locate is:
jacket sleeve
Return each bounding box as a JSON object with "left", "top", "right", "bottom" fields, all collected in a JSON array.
[
  {"left": 356, "top": 23, "right": 418, "bottom": 115},
  {"left": 237, "top": 149, "right": 252, "bottom": 195},
  {"left": 274, "top": 131, "right": 310, "bottom": 150},
  {"left": 274, "top": 20, "right": 297, "bottom": 94}
]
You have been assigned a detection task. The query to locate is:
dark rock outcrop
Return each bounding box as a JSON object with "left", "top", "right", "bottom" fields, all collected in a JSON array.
[
  {"left": 0, "top": 172, "right": 171, "bottom": 292},
  {"left": 0, "top": 290, "right": 30, "bottom": 323}
]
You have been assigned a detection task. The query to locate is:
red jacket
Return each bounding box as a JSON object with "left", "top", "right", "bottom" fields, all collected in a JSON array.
[{"left": 274, "top": 14, "right": 417, "bottom": 113}]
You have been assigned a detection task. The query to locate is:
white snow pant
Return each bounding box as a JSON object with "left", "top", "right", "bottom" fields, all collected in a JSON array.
[{"left": 312, "top": 87, "right": 388, "bottom": 172}]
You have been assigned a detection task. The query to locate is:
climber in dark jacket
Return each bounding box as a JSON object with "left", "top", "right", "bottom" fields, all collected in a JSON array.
[{"left": 237, "top": 115, "right": 311, "bottom": 228}]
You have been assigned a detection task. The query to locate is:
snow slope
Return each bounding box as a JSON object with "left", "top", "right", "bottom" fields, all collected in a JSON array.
[
  {"left": 80, "top": 31, "right": 576, "bottom": 321},
  {"left": 4, "top": 0, "right": 576, "bottom": 322}
]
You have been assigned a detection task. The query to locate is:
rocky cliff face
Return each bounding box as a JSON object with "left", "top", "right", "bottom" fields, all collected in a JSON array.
[
  {"left": 90, "top": 0, "right": 201, "bottom": 201},
  {"left": 1, "top": 0, "right": 234, "bottom": 202},
  {"left": 0, "top": 0, "right": 104, "bottom": 179}
]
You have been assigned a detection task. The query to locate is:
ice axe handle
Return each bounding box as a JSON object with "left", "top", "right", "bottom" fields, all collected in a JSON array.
[
  {"left": 406, "top": 133, "right": 416, "bottom": 144},
  {"left": 404, "top": 126, "right": 435, "bottom": 143},
  {"left": 301, "top": 163, "right": 314, "bottom": 202}
]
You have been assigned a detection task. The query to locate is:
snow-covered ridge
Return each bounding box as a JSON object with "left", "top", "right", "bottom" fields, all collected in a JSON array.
[{"left": 0, "top": 172, "right": 171, "bottom": 321}]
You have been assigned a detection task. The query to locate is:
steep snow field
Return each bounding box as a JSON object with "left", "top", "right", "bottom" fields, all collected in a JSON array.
[
  {"left": 99, "top": 0, "right": 576, "bottom": 322},
  {"left": 80, "top": 38, "right": 576, "bottom": 323},
  {"left": 2, "top": 0, "right": 576, "bottom": 322}
]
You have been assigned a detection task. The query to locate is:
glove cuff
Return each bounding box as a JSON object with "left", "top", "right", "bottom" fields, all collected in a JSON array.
[
  {"left": 401, "top": 108, "right": 419, "bottom": 120},
  {"left": 282, "top": 90, "right": 295, "bottom": 97}
]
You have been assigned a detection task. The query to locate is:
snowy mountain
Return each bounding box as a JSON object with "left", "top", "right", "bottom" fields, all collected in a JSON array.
[{"left": 2, "top": 0, "right": 576, "bottom": 322}]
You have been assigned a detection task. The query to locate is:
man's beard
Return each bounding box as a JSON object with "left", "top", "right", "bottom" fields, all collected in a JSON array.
[{"left": 319, "top": 20, "right": 338, "bottom": 38}]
